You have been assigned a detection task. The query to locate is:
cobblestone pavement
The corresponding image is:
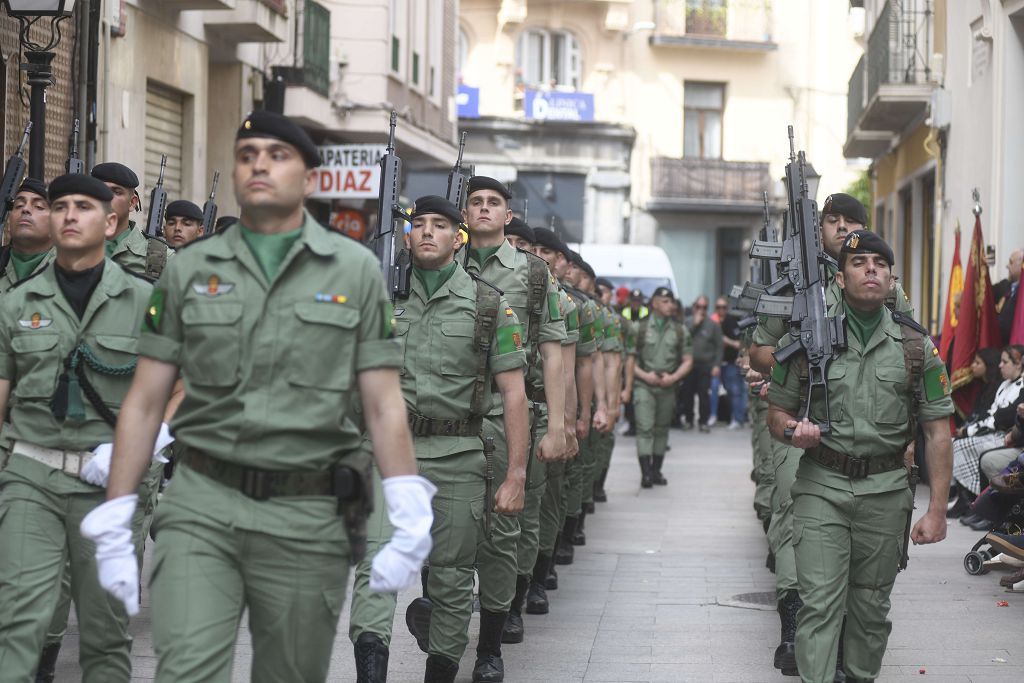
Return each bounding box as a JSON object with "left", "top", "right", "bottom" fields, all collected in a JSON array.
[{"left": 53, "top": 426, "right": 1023, "bottom": 682}]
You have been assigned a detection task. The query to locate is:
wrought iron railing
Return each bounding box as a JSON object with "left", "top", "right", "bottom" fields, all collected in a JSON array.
[
  {"left": 866, "top": 1, "right": 932, "bottom": 101},
  {"left": 847, "top": 55, "right": 865, "bottom": 139},
  {"left": 650, "top": 157, "right": 770, "bottom": 204}
]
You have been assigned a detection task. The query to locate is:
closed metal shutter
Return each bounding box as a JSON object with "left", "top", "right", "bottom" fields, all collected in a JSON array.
[{"left": 144, "top": 82, "right": 184, "bottom": 200}]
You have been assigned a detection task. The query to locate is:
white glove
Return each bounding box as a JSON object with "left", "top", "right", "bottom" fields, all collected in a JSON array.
[
  {"left": 80, "top": 495, "right": 140, "bottom": 616},
  {"left": 370, "top": 475, "right": 437, "bottom": 592},
  {"left": 80, "top": 423, "right": 175, "bottom": 487}
]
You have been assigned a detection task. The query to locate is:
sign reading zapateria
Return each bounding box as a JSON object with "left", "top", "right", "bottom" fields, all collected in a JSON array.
[{"left": 312, "top": 145, "right": 386, "bottom": 199}]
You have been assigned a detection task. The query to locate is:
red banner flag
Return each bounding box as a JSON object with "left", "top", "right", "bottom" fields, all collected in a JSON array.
[
  {"left": 939, "top": 224, "right": 963, "bottom": 362},
  {"left": 950, "top": 214, "right": 1001, "bottom": 416},
  {"left": 1011, "top": 282, "right": 1024, "bottom": 345}
]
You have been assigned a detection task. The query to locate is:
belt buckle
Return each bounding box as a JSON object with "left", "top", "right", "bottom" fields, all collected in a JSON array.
[
  {"left": 844, "top": 456, "right": 868, "bottom": 480},
  {"left": 242, "top": 469, "right": 271, "bottom": 500},
  {"left": 62, "top": 451, "right": 80, "bottom": 476}
]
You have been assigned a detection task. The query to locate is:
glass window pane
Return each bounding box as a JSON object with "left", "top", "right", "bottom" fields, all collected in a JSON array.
[
  {"left": 684, "top": 82, "right": 723, "bottom": 109},
  {"left": 684, "top": 110, "right": 701, "bottom": 157},
  {"left": 552, "top": 33, "right": 564, "bottom": 85},
  {"left": 703, "top": 111, "right": 722, "bottom": 159}
]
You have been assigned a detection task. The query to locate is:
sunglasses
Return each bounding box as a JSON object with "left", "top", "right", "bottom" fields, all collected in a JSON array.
[{"left": 693, "top": 305, "right": 707, "bottom": 310}]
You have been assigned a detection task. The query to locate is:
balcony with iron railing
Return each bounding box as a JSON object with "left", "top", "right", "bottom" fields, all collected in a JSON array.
[
  {"left": 650, "top": 0, "right": 776, "bottom": 51},
  {"left": 202, "top": 0, "right": 289, "bottom": 44},
  {"left": 648, "top": 157, "right": 771, "bottom": 213},
  {"left": 844, "top": 0, "right": 935, "bottom": 158}
]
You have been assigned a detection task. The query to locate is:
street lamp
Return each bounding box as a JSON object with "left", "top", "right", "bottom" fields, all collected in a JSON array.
[{"left": 2, "top": 0, "right": 77, "bottom": 180}]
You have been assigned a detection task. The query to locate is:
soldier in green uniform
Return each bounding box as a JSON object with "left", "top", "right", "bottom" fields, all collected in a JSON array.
[
  {"left": 593, "top": 277, "right": 633, "bottom": 504},
  {"left": 162, "top": 200, "right": 205, "bottom": 249},
  {"left": 1, "top": 179, "right": 55, "bottom": 293},
  {"left": 747, "top": 194, "right": 914, "bottom": 676},
  {"left": 0, "top": 173, "right": 155, "bottom": 682},
  {"left": 90, "top": 163, "right": 173, "bottom": 280},
  {"left": 633, "top": 287, "right": 692, "bottom": 488},
  {"left": 459, "top": 179, "right": 565, "bottom": 678},
  {"left": 767, "top": 230, "right": 953, "bottom": 683},
  {"left": 87, "top": 111, "right": 431, "bottom": 683}
]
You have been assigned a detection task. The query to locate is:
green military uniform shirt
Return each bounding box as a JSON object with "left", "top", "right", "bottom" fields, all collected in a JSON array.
[
  {"left": 106, "top": 221, "right": 174, "bottom": 279},
  {"left": 395, "top": 263, "right": 526, "bottom": 458},
  {"left": 0, "top": 247, "right": 55, "bottom": 294},
  {"left": 636, "top": 314, "right": 691, "bottom": 375},
  {"left": 567, "top": 287, "right": 599, "bottom": 358},
  {"left": 0, "top": 260, "right": 151, "bottom": 450},
  {"left": 598, "top": 303, "right": 623, "bottom": 354},
  {"left": 620, "top": 314, "right": 637, "bottom": 357},
  {"left": 559, "top": 287, "right": 579, "bottom": 346},
  {"left": 767, "top": 303, "right": 954, "bottom": 495}
]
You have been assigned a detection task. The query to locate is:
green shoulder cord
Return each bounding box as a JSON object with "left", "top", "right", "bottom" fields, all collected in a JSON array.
[{"left": 51, "top": 343, "right": 137, "bottom": 426}]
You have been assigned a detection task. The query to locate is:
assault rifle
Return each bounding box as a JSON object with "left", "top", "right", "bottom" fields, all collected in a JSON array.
[
  {"left": 734, "top": 193, "right": 781, "bottom": 329},
  {"left": 202, "top": 171, "right": 220, "bottom": 236},
  {"left": 66, "top": 119, "right": 85, "bottom": 174},
  {"left": 145, "top": 155, "right": 169, "bottom": 238},
  {"left": 446, "top": 132, "right": 467, "bottom": 209},
  {"left": 769, "top": 127, "right": 847, "bottom": 437},
  {"left": 373, "top": 112, "right": 412, "bottom": 301},
  {"left": 0, "top": 122, "right": 31, "bottom": 228}
]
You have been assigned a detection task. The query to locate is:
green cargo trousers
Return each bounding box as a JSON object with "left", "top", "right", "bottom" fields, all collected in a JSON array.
[
  {"left": 579, "top": 427, "right": 599, "bottom": 508},
  {"left": 348, "top": 465, "right": 396, "bottom": 644},
  {"left": 750, "top": 397, "right": 775, "bottom": 521},
  {"left": 633, "top": 383, "right": 675, "bottom": 459},
  {"left": 767, "top": 439, "right": 801, "bottom": 600},
  {"left": 476, "top": 416, "right": 523, "bottom": 612},
  {"left": 516, "top": 404, "right": 548, "bottom": 577},
  {"left": 792, "top": 478, "right": 911, "bottom": 683},
  {"left": 538, "top": 459, "right": 567, "bottom": 556},
  {"left": 564, "top": 440, "right": 586, "bottom": 518},
  {"left": 0, "top": 455, "right": 143, "bottom": 683}
]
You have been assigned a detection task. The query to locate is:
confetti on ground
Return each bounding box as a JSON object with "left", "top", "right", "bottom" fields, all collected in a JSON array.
[
  {"left": 992, "top": 657, "right": 1007, "bottom": 663},
  {"left": 997, "top": 600, "right": 1010, "bottom": 607}
]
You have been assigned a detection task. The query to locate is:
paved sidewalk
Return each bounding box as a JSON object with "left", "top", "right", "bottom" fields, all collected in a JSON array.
[{"left": 54, "top": 426, "right": 1023, "bottom": 682}]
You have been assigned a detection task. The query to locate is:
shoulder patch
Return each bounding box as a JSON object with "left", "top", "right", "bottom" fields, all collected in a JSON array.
[
  {"left": 924, "top": 365, "right": 950, "bottom": 401},
  {"left": 892, "top": 310, "right": 928, "bottom": 336},
  {"left": 144, "top": 288, "right": 166, "bottom": 333},
  {"left": 770, "top": 360, "right": 789, "bottom": 384}
]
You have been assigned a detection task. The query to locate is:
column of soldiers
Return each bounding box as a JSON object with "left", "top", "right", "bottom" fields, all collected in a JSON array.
[{"left": 741, "top": 191, "right": 955, "bottom": 683}]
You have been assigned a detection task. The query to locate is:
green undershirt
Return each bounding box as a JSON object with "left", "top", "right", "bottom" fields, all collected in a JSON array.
[
  {"left": 469, "top": 246, "right": 501, "bottom": 265},
  {"left": 104, "top": 224, "right": 133, "bottom": 257},
  {"left": 843, "top": 299, "right": 883, "bottom": 347},
  {"left": 240, "top": 225, "right": 303, "bottom": 280},
  {"left": 413, "top": 261, "right": 458, "bottom": 299},
  {"left": 10, "top": 250, "right": 47, "bottom": 281}
]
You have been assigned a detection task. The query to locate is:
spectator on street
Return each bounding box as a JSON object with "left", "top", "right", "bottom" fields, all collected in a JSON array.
[
  {"left": 994, "top": 248, "right": 1022, "bottom": 345},
  {"left": 716, "top": 296, "right": 747, "bottom": 429},
  {"left": 678, "top": 295, "right": 722, "bottom": 432}
]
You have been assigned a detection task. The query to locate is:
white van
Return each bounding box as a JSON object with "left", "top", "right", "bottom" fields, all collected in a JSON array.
[{"left": 571, "top": 244, "right": 679, "bottom": 299}]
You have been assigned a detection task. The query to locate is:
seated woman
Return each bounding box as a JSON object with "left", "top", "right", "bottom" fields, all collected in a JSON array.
[
  {"left": 951, "top": 345, "right": 1024, "bottom": 508},
  {"left": 960, "top": 407, "right": 1024, "bottom": 531}
]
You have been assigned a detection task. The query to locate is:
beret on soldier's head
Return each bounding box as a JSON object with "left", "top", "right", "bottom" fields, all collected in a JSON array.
[
  {"left": 411, "top": 195, "right": 463, "bottom": 227},
  {"left": 821, "top": 192, "right": 868, "bottom": 227},
  {"left": 650, "top": 286, "right": 674, "bottom": 303},
  {"left": 566, "top": 249, "right": 583, "bottom": 268},
  {"left": 505, "top": 217, "right": 535, "bottom": 244},
  {"left": 595, "top": 277, "right": 614, "bottom": 291},
  {"left": 532, "top": 227, "right": 569, "bottom": 257},
  {"left": 90, "top": 162, "right": 139, "bottom": 189},
  {"left": 467, "top": 175, "right": 512, "bottom": 200},
  {"left": 839, "top": 229, "right": 895, "bottom": 269},
  {"left": 630, "top": 288, "right": 644, "bottom": 300},
  {"left": 18, "top": 177, "right": 47, "bottom": 200},
  {"left": 579, "top": 261, "right": 596, "bottom": 280},
  {"left": 165, "top": 199, "right": 203, "bottom": 222},
  {"left": 237, "top": 110, "right": 320, "bottom": 168},
  {"left": 49, "top": 173, "right": 115, "bottom": 203}
]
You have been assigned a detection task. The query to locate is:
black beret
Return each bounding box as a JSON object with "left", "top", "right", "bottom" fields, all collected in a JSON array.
[
  {"left": 49, "top": 173, "right": 115, "bottom": 203},
  {"left": 18, "top": 178, "right": 47, "bottom": 200},
  {"left": 839, "top": 229, "right": 894, "bottom": 268},
  {"left": 630, "top": 288, "right": 644, "bottom": 300},
  {"left": 165, "top": 200, "right": 203, "bottom": 222},
  {"left": 467, "top": 176, "right": 511, "bottom": 200},
  {"left": 411, "top": 195, "right": 462, "bottom": 226},
  {"left": 650, "top": 286, "right": 674, "bottom": 301},
  {"left": 595, "top": 277, "right": 614, "bottom": 291},
  {"left": 237, "top": 110, "right": 320, "bottom": 168},
  {"left": 91, "top": 162, "right": 139, "bottom": 189},
  {"left": 533, "top": 227, "right": 569, "bottom": 257},
  {"left": 579, "top": 261, "right": 596, "bottom": 280},
  {"left": 567, "top": 249, "right": 584, "bottom": 268},
  {"left": 505, "top": 217, "right": 535, "bottom": 243},
  {"left": 821, "top": 192, "right": 868, "bottom": 227}
]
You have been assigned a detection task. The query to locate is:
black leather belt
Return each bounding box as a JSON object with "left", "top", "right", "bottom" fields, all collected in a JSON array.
[
  {"left": 407, "top": 412, "right": 482, "bottom": 438},
  {"left": 179, "top": 448, "right": 335, "bottom": 500},
  {"left": 806, "top": 445, "right": 906, "bottom": 480}
]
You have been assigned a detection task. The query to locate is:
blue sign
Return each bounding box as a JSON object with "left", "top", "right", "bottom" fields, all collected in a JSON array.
[
  {"left": 457, "top": 85, "right": 480, "bottom": 119},
  {"left": 524, "top": 90, "right": 595, "bottom": 122}
]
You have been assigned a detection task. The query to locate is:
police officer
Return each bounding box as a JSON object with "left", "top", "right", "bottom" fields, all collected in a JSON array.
[
  {"left": 90, "top": 162, "right": 173, "bottom": 280},
  {"left": 767, "top": 231, "right": 953, "bottom": 683},
  {"left": 86, "top": 111, "right": 432, "bottom": 682},
  {"left": 460, "top": 178, "right": 565, "bottom": 678},
  {"left": 1, "top": 178, "right": 55, "bottom": 292},
  {"left": 747, "top": 193, "right": 913, "bottom": 676},
  {"left": 0, "top": 174, "right": 155, "bottom": 682},
  {"left": 162, "top": 200, "right": 204, "bottom": 248},
  {"left": 633, "top": 287, "right": 692, "bottom": 488}
]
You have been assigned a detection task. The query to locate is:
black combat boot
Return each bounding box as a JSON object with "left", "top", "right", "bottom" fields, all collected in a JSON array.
[
  {"left": 526, "top": 554, "right": 550, "bottom": 614},
  {"left": 424, "top": 654, "right": 459, "bottom": 683},
  {"left": 502, "top": 574, "right": 530, "bottom": 644},
  {"left": 472, "top": 609, "right": 507, "bottom": 682},
  {"left": 593, "top": 468, "right": 609, "bottom": 502},
  {"left": 554, "top": 517, "right": 577, "bottom": 565},
  {"left": 651, "top": 455, "right": 668, "bottom": 485},
  {"left": 354, "top": 633, "right": 389, "bottom": 683},
  {"left": 544, "top": 549, "right": 558, "bottom": 590},
  {"left": 774, "top": 589, "right": 802, "bottom": 676},
  {"left": 35, "top": 642, "right": 61, "bottom": 683},
  {"left": 406, "top": 597, "right": 433, "bottom": 654},
  {"left": 571, "top": 511, "right": 586, "bottom": 546},
  {"left": 639, "top": 457, "right": 654, "bottom": 488}
]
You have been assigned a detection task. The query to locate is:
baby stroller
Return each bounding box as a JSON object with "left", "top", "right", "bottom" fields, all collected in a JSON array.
[{"left": 963, "top": 449, "right": 1024, "bottom": 575}]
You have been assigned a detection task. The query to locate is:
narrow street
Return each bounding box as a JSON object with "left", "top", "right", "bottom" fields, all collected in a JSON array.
[{"left": 55, "top": 426, "right": 1023, "bottom": 683}]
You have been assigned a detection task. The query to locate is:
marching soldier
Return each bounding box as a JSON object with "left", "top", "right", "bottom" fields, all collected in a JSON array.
[
  {"left": 633, "top": 287, "right": 692, "bottom": 488},
  {"left": 2, "top": 179, "right": 55, "bottom": 293},
  {"left": 162, "top": 200, "right": 205, "bottom": 248},
  {"left": 89, "top": 162, "right": 173, "bottom": 280},
  {"left": 0, "top": 173, "right": 154, "bottom": 682},
  {"left": 593, "top": 277, "right": 634, "bottom": 503},
  {"left": 767, "top": 230, "right": 953, "bottom": 683},
  {"left": 460, "top": 178, "right": 566, "bottom": 679},
  {"left": 86, "top": 111, "right": 431, "bottom": 682}
]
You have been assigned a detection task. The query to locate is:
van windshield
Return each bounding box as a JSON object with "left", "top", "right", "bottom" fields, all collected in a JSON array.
[{"left": 599, "top": 277, "right": 673, "bottom": 299}]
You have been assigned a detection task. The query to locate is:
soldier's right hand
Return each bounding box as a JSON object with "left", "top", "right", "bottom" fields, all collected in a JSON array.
[
  {"left": 789, "top": 419, "right": 821, "bottom": 449},
  {"left": 79, "top": 495, "right": 140, "bottom": 616},
  {"left": 371, "top": 475, "right": 437, "bottom": 593},
  {"left": 564, "top": 431, "right": 579, "bottom": 460}
]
